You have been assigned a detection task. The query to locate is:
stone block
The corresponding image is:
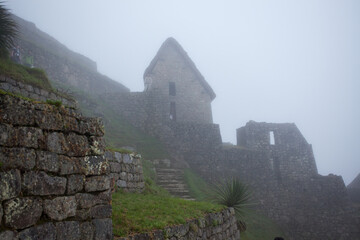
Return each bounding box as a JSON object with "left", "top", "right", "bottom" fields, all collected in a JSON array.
[
  {"left": 120, "top": 172, "right": 127, "bottom": 180},
  {"left": 85, "top": 175, "right": 110, "bottom": 192},
  {"left": 80, "top": 222, "right": 94, "bottom": 240},
  {"left": 66, "top": 133, "right": 90, "bottom": 157},
  {"left": 92, "top": 218, "right": 113, "bottom": 240},
  {"left": 18, "top": 222, "right": 56, "bottom": 240},
  {"left": 0, "top": 169, "right": 21, "bottom": 201},
  {"left": 76, "top": 209, "right": 90, "bottom": 221},
  {"left": 116, "top": 180, "right": 127, "bottom": 188},
  {"left": 104, "top": 151, "right": 114, "bottom": 161},
  {"left": 46, "top": 132, "right": 69, "bottom": 154},
  {"left": 34, "top": 111, "right": 63, "bottom": 131},
  {"left": 80, "top": 155, "right": 109, "bottom": 176},
  {"left": 0, "top": 231, "right": 17, "bottom": 240},
  {"left": 55, "top": 221, "right": 80, "bottom": 240},
  {"left": 44, "top": 196, "right": 77, "bottom": 221},
  {"left": 67, "top": 174, "right": 85, "bottom": 194},
  {"left": 123, "top": 154, "right": 133, "bottom": 164},
  {"left": 36, "top": 151, "right": 59, "bottom": 173},
  {"left": 16, "top": 127, "right": 43, "bottom": 148},
  {"left": 79, "top": 117, "right": 104, "bottom": 136},
  {"left": 0, "top": 102, "right": 35, "bottom": 126},
  {"left": 4, "top": 197, "right": 43, "bottom": 229},
  {"left": 89, "top": 136, "right": 105, "bottom": 155},
  {"left": 59, "top": 155, "right": 82, "bottom": 175},
  {"left": 127, "top": 173, "right": 134, "bottom": 181},
  {"left": 0, "top": 124, "right": 11, "bottom": 146},
  {"left": 90, "top": 204, "right": 112, "bottom": 219},
  {"left": 0, "top": 147, "right": 36, "bottom": 170},
  {"left": 114, "top": 152, "right": 122, "bottom": 163},
  {"left": 75, "top": 192, "right": 109, "bottom": 209},
  {"left": 110, "top": 162, "right": 121, "bottom": 173},
  {"left": 63, "top": 116, "right": 80, "bottom": 133},
  {"left": 22, "top": 171, "right": 66, "bottom": 196}
]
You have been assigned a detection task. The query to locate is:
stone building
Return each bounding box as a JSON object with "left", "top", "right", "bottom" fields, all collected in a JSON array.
[{"left": 143, "top": 37, "right": 216, "bottom": 124}]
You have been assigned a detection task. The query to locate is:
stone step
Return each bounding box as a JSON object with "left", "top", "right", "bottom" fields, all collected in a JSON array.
[{"left": 153, "top": 159, "right": 193, "bottom": 200}]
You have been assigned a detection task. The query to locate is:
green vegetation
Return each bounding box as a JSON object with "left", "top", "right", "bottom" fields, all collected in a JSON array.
[
  {"left": 46, "top": 99, "right": 62, "bottom": 107},
  {"left": 212, "top": 178, "right": 253, "bottom": 219},
  {"left": 112, "top": 192, "right": 224, "bottom": 237},
  {"left": 0, "top": 88, "right": 35, "bottom": 102},
  {"left": 0, "top": 58, "right": 53, "bottom": 91},
  {"left": 0, "top": 3, "right": 18, "bottom": 56},
  {"left": 184, "top": 168, "right": 212, "bottom": 201}
]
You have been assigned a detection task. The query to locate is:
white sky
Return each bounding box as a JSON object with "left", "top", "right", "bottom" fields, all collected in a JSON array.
[{"left": 7, "top": 0, "right": 360, "bottom": 184}]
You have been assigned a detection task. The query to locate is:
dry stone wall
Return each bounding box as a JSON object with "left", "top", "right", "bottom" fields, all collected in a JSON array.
[
  {"left": 0, "top": 93, "right": 113, "bottom": 240},
  {"left": 105, "top": 151, "right": 145, "bottom": 193},
  {"left": 116, "top": 208, "right": 240, "bottom": 240},
  {"left": 0, "top": 75, "right": 76, "bottom": 108}
]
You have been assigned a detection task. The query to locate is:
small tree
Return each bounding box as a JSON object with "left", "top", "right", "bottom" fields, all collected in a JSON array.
[{"left": 0, "top": 2, "right": 18, "bottom": 57}]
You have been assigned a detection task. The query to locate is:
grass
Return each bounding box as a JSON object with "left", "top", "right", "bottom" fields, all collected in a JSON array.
[
  {"left": 184, "top": 168, "right": 212, "bottom": 201},
  {"left": 0, "top": 57, "right": 53, "bottom": 91},
  {"left": 112, "top": 192, "right": 224, "bottom": 237}
]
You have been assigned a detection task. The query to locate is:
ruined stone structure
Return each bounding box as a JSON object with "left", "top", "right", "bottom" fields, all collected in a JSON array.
[
  {"left": 105, "top": 38, "right": 360, "bottom": 239},
  {"left": 8, "top": 13, "right": 359, "bottom": 239},
  {"left": 237, "top": 121, "right": 318, "bottom": 180}
]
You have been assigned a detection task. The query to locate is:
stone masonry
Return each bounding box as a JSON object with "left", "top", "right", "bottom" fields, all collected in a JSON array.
[
  {"left": 105, "top": 151, "right": 145, "bottom": 193},
  {"left": 0, "top": 75, "right": 76, "bottom": 108},
  {"left": 0, "top": 92, "right": 112, "bottom": 239}
]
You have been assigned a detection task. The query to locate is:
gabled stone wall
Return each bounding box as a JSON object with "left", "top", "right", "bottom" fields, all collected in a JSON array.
[{"left": 0, "top": 93, "right": 112, "bottom": 239}]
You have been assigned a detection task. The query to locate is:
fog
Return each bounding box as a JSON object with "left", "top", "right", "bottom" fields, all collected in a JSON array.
[{"left": 7, "top": 0, "right": 360, "bottom": 184}]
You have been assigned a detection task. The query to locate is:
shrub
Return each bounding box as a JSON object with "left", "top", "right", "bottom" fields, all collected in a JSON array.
[{"left": 46, "top": 99, "right": 62, "bottom": 107}]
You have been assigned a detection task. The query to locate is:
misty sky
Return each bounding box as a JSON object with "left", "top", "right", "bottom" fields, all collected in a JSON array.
[{"left": 7, "top": 0, "right": 360, "bottom": 184}]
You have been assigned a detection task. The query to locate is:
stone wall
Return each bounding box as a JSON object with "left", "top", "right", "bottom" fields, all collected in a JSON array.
[
  {"left": 186, "top": 142, "right": 360, "bottom": 239},
  {"left": 237, "top": 121, "right": 318, "bottom": 180},
  {"left": 105, "top": 151, "right": 145, "bottom": 193},
  {"left": 116, "top": 208, "right": 240, "bottom": 240},
  {"left": 13, "top": 15, "right": 129, "bottom": 96},
  {"left": 0, "top": 93, "right": 113, "bottom": 240},
  {"left": 0, "top": 75, "right": 77, "bottom": 108}
]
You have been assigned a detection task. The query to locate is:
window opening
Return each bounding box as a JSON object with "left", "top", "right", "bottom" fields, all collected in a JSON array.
[
  {"left": 169, "top": 82, "right": 176, "bottom": 96},
  {"left": 270, "top": 131, "right": 275, "bottom": 145},
  {"left": 170, "top": 102, "right": 176, "bottom": 121}
]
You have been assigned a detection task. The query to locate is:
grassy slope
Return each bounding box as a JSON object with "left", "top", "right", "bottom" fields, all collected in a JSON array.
[
  {"left": 112, "top": 192, "right": 224, "bottom": 237},
  {"left": 0, "top": 57, "right": 53, "bottom": 91},
  {"left": 184, "top": 168, "right": 287, "bottom": 240}
]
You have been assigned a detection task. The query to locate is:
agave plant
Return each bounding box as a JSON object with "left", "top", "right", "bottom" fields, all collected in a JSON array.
[
  {"left": 212, "top": 178, "right": 253, "bottom": 218},
  {"left": 0, "top": 2, "right": 18, "bottom": 52}
]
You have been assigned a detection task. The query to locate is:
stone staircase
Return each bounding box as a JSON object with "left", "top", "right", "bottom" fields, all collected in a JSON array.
[{"left": 152, "top": 159, "right": 194, "bottom": 200}]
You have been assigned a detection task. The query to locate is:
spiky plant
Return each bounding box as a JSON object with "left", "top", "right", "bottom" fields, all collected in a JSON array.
[
  {"left": 212, "top": 178, "right": 253, "bottom": 218},
  {"left": 0, "top": 2, "right": 18, "bottom": 56}
]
